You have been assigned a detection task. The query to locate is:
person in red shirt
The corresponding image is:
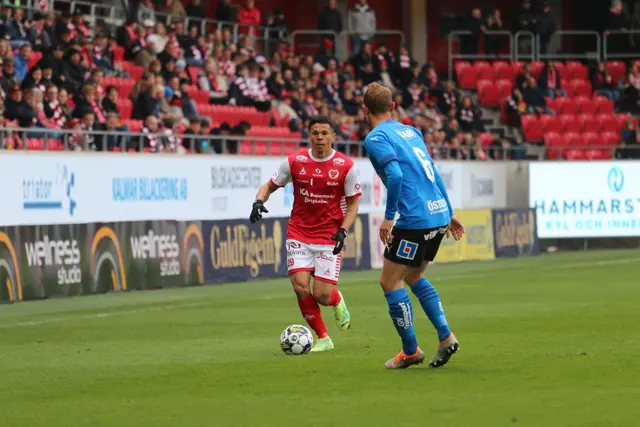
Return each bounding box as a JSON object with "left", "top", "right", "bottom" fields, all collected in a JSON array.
[
  {"left": 251, "top": 116, "right": 361, "bottom": 352},
  {"left": 237, "top": 0, "right": 261, "bottom": 38}
]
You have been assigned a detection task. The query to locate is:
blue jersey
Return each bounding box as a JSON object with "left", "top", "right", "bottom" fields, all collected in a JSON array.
[{"left": 364, "top": 119, "right": 453, "bottom": 230}]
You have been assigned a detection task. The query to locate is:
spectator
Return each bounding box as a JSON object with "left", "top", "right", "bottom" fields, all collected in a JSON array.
[
  {"left": 505, "top": 88, "right": 526, "bottom": 128},
  {"left": 20, "top": 88, "right": 60, "bottom": 138},
  {"left": 58, "top": 88, "right": 72, "bottom": 119},
  {"left": 402, "top": 79, "right": 426, "bottom": 109},
  {"left": 117, "top": 20, "right": 140, "bottom": 61},
  {"left": 96, "top": 112, "right": 130, "bottom": 151},
  {"left": 538, "top": 61, "right": 566, "bottom": 99},
  {"left": 62, "top": 48, "right": 86, "bottom": 94},
  {"left": 437, "top": 80, "right": 459, "bottom": 115},
  {"left": 41, "top": 12, "right": 57, "bottom": 49},
  {"left": 7, "top": 7, "right": 30, "bottom": 48},
  {"left": 606, "top": 1, "right": 633, "bottom": 58},
  {"left": 457, "top": 96, "right": 481, "bottom": 133},
  {"left": 515, "top": 0, "right": 535, "bottom": 50},
  {"left": 182, "top": 116, "right": 204, "bottom": 153},
  {"left": 516, "top": 63, "right": 532, "bottom": 92},
  {"left": 13, "top": 43, "right": 31, "bottom": 81},
  {"left": 238, "top": 0, "right": 261, "bottom": 40},
  {"left": 524, "top": 76, "right": 554, "bottom": 115},
  {"left": 140, "top": 114, "right": 165, "bottom": 151},
  {"left": 621, "top": 62, "right": 639, "bottom": 113},
  {"left": 460, "top": 8, "right": 484, "bottom": 59},
  {"left": 215, "top": 0, "right": 234, "bottom": 25},
  {"left": 137, "top": 0, "right": 155, "bottom": 25},
  {"left": 318, "top": 0, "right": 341, "bottom": 45},
  {"left": 592, "top": 62, "right": 618, "bottom": 101},
  {"left": 73, "top": 85, "right": 106, "bottom": 124},
  {"left": 164, "top": 0, "right": 186, "bottom": 18},
  {"left": 186, "top": 0, "right": 206, "bottom": 20},
  {"left": 267, "top": 7, "right": 289, "bottom": 41},
  {"left": 378, "top": 60, "right": 395, "bottom": 91},
  {"left": 43, "top": 84, "right": 69, "bottom": 129},
  {"left": 4, "top": 85, "right": 22, "bottom": 121},
  {"left": 419, "top": 62, "right": 438, "bottom": 90},
  {"left": 484, "top": 9, "right": 504, "bottom": 56},
  {"left": 616, "top": 120, "right": 639, "bottom": 159},
  {"left": 21, "top": 66, "right": 46, "bottom": 92},
  {"left": 198, "top": 58, "right": 229, "bottom": 104},
  {"left": 536, "top": 3, "right": 557, "bottom": 56},
  {"left": 348, "top": 0, "right": 376, "bottom": 56},
  {"left": 0, "top": 57, "right": 18, "bottom": 94},
  {"left": 102, "top": 85, "right": 120, "bottom": 115}
]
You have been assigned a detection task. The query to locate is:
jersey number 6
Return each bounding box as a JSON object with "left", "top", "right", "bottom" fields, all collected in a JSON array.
[{"left": 413, "top": 147, "right": 436, "bottom": 183}]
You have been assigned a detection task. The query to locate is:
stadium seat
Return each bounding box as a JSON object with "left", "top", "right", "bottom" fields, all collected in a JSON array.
[
  {"left": 599, "top": 114, "right": 621, "bottom": 133},
  {"left": 553, "top": 61, "right": 566, "bottom": 77},
  {"left": 119, "top": 98, "right": 133, "bottom": 120},
  {"left": 564, "top": 132, "right": 582, "bottom": 147},
  {"left": 601, "top": 131, "right": 620, "bottom": 147},
  {"left": 583, "top": 132, "right": 602, "bottom": 149},
  {"left": 495, "top": 79, "right": 513, "bottom": 101},
  {"left": 586, "top": 149, "right": 611, "bottom": 160},
  {"left": 477, "top": 80, "right": 499, "bottom": 107},
  {"left": 28, "top": 51, "right": 43, "bottom": 70},
  {"left": 187, "top": 87, "right": 209, "bottom": 104},
  {"left": 122, "top": 119, "right": 143, "bottom": 133},
  {"left": 555, "top": 97, "right": 578, "bottom": 116},
  {"left": 545, "top": 96, "right": 559, "bottom": 113},
  {"left": 474, "top": 61, "right": 494, "bottom": 80},
  {"left": 578, "top": 114, "right": 600, "bottom": 133},
  {"left": 541, "top": 115, "right": 562, "bottom": 134},
  {"left": 607, "top": 61, "right": 626, "bottom": 85},
  {"left": 113, "top": 45, "right": 125, "bottom": 63},
  {"left": 615, "top": 113, "right": 637, "bottom": 132},
  {"left": 493, "top": 61, "right": 514, "bottom": 82},
  {"left": 511, "top": 61, "right": 524, "bottom": 77},
  {"left": 565, "top": 149, "right": 586, "bottom": 160},
  {"left": 544, "top": 132, "right": 565, "bottom": 159},
  {"left": 456, "top": 62, "right": 477, "bottom": 90},
  {"left": 568, "top": 79, "right": 592, "bottom": 98},
  {"left": 559, "top": 115, "right": 581, "bottom": 134},
  {"left": 477, "top": 132, "right": 494, "bottom": 147},
  {"left": 530, "top": 61, "right": 544, "bottom": 79},
  {"left": 188, "top": 67, "right": 202, "bottom": 83},
  {"left": 565, "top": 61, "right": 588, "bottom": 81},
  {"left": 521, "top": 115, "right": 542, "bottom": 141},
  {"left": 593, "top": 96, "right": 614, "bottom": 115},
  {"left": 574, "top": 96, "right": 597, "bottom": 115}
]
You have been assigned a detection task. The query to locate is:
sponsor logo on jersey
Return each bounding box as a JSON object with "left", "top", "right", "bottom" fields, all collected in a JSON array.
[
  {"left": 427, "top": 198, "right": 448, "bottom": 214},
  {"left": 288, "top": 241, "right": 301, "bottom": 249},
  {"left": 296, "top": 155, "right": 308, "bottom": 162},
  {"left": 333, "top": 158, "right": 345, "bottom": 165},
  {"left": 313, "top": 168, "right": 323, "bottom": 177},
  {"left": 327, "top": 181, "right": 340, "bottom": 186},
  {"left": 328, "top": 169, "right": 339, "bottom": 180},
  {"left": 299, "top": 168, "right": 307, "bottom": 175},
  {"left": 316, "top": 253, "right": 334, "bottom": 261},
  {"left": 395, "top": 129, "right": 417, "bottom": 139}
]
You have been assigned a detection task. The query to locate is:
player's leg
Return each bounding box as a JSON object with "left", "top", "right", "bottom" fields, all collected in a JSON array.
[
  {"left": 287, "top": 240, "right": 329, "bottom": 341},
  {"left": 405, "top": 227, "right": 459, "bottom": 368},
  {"left": 312, "top": 248, "right": 351, "bottom": 331},
  {"left": 380, "top": 229, "right": 425, "bottom": 369}
]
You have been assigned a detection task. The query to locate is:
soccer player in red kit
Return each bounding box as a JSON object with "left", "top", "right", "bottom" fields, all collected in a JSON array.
[{"left": 250, "top": 116, "right": 362, "bottom": 352}]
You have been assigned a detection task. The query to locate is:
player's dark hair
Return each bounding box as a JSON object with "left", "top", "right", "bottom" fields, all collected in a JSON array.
[{"left": 308, "top": 116, "right": 335, "bottom": 132}]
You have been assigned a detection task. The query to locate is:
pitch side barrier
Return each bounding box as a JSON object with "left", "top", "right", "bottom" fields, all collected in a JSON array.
[{"left": 0, "top": 152, "right": 537, "bottom": 303}]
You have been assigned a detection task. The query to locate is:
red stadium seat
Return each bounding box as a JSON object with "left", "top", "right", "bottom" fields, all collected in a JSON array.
[
  {"left": 545, "top": 96, "right": 559, "bottom": 113},
  {"left": 113, "top": 45, "right": 125, "bottom": 63},
  {"left": 530, "top": 61, "right": 544, "bottom": 79},
  {"left": 559, "top": 115, "right": 581, "bottom": 134},
  {"left": 544, "top": 132, "right": 565, "bottom": 159},
  {"left": 564, "top": 132, "right": 583, "bottom": 147},
  {"left": 578, "top": 114, "right": 600, "bottom": 133},
  {"left": 586, "top": 149, "right": 611, "bottom": 160},
  {"left": 477, "top": 132, "right": 494, "bottom": 147},
  {"left": 565, "top": 149, "right": 587, "bottom": 160},
  {"left": 474, "top": 61, "right": 494, "bottom": 80},
  {"left": 541, "top": 115, "right": 562, "bottom": 134},
  {"left": 511, "top": 61, "right": 524, "bottom": 77},
  {"left": 456, "top": 62, "right": 477, "bottom": 90},
  {"left": 188, "top": 67, "right": 202, "bottom": 83},
  {"left": 555, "top": 97, "right": 579, "bottom": 116},
  {"left": 553, "top": 61, "right": 566, "bottom": 77},
  {"left": 493, "top": 61, "right": 514, "bottom": 82},
  {"left": 574, "top": 96, "right": 597, "bottom": 115},
  {"left": 593, "top": 96, "right": 614, "bottom": 115},
  {"left": 583, "top": 132, "right": 603, "bottom": 149},
  {"left": 568, "top": 79, "right": 592, "bottom": 98},
  {"left": 615, "top": 114, "right": 637, "bottom": 132},
  {"left": 607, "top": 61, "right": 626, "bottom": 85},
  {"left": 477, "top": 80, "right": 499, "bottom": 107},
  {"left": 565, "top": 61, "right": 588, "bottom": 80},
  {"left": 521, "top": 115, "right": 542, "bottom": 141},
  {"left": 495, "top": 79, "right": 513, "bottom": 101},
  {"left": 601, "top": 131, "right": 620, "bottom": 146},
  {"left": 599, "top": 114, "right": 621, "bottom": 133},
  {"left": 119, "top": 98, "right": 133, "bottom": 120},
  {"left": 122, "top": 119, "right": 143, "bottom": 133}
]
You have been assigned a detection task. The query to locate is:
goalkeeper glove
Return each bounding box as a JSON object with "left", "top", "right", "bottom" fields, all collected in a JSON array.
[
  {"left": 331, "top": 228, "right": 347, "bottom": 255},
  {"left": 250, "top": 200, "right": 268, "bottom": 223}
]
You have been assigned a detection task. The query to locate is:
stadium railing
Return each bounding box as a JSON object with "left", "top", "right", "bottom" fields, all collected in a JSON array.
[
  {"left": 448, "top": 30, "right": 516, "bottom": 81},
  {"left": 3, "top": 127, "right": 638, "bottom": 161},
  {"left": 536, "top": 30, "right": 601, "bottom": 62},
  {"left": 603, "top": 30, "right": 640, "bottom": 61}
]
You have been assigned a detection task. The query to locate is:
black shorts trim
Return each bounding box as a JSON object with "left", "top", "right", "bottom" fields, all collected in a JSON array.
[{"left": 383, "top": 226, "right": 448, "bottom": 267}]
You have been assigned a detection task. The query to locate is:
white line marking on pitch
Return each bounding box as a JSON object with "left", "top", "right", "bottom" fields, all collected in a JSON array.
[{"left": 0, "top": 302, "right": 206, "bottom": 328}]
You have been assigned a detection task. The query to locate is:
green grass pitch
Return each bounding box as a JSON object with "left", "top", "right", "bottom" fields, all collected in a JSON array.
[{"left": 1, "top": 249, "right": 639, "bottom": 427}]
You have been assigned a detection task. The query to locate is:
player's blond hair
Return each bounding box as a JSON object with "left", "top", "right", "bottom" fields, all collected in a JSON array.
[{"left": 363, "top": 82, "right": 393, "bottom": 115}]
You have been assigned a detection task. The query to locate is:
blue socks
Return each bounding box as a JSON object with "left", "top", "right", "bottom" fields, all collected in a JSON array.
[
  {"left": 410, "top": 277, "right": 451, "bottom": 341},
  {"left": 384, "top": 288, "right": 418, "bottom": 355}
]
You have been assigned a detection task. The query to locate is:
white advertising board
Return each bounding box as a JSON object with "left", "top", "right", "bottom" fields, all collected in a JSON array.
[
  {"left": 436, "top": 162, "right": 507, "bottom": 209},
  {"left": 529, "top": 161, "right": 640, "bottom": 238},
  {"left": 0, "top": 152, "right": 387, "bottom": 226}
]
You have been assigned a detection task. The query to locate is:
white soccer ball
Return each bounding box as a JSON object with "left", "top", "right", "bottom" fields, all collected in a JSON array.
[{"left": 280, "top": 324, "right": 313, "bottom": 355}]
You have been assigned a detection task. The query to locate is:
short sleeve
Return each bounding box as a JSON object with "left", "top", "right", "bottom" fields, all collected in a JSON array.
[
  {"left": 344, "top": 164, "right": 362, "bottom": 198},
  {"left": 270, "top": 158, "right": 292, "bottom": 187},
  {"left": 364, "top": 131, "right": 397, "bottom": 167}
]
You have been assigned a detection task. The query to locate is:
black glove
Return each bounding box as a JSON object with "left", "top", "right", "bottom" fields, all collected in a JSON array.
[
  {"left": 331, "top": 228, "right": 347, "bottom": 255},
  {"left": 250, "top": 200, "right": 268, "bottom": 223}
]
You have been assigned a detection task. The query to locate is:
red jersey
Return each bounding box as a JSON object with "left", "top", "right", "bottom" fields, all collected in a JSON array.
[{"left": 270, "top": 149, "right": 361, "bottom": 245}]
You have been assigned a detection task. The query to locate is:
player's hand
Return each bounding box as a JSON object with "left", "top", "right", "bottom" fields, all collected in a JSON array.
[
  {"left": 379, "top": 218, "right": 394, "bottom": 245},
  {"left": 249, "top": 200, "right": 268, "bottom": 223},
  {"left": 446, "top": 216, "right": 465, "bottom": 241},
  {"left": 331, "top": 228, "right": 347, "bottom": 255}
]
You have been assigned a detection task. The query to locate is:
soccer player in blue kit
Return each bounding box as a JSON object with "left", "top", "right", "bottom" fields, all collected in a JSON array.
[{"left": 363, "top": 83, "right": 466, "bottom": 369}]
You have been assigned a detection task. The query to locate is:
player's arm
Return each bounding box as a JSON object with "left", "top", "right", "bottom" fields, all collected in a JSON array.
[
  {"left": 250, "top": 158, "right": 291, "bottom": 223},
  {"left": 432, "top": 164, "right": 465, "bottom": 241},
  {"left": 332, "top": 165, "right": 362, "bottom": 255}
]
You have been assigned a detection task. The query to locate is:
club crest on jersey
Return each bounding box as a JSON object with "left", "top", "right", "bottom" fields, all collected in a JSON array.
[
  {"left": 395, "top": 129, "right": 417, "bottom": 139},
  {"left": 333, "top": 157, "right": 345, "bottom": 165},
  {"left": 299, "top": 168, "right": 307, "bottom": 175},
  {"left": 396, "top": 240, "right": 418, "bottom": 260},
  {"left": 296, "top": 155, "right": 308, "bottom": 162},
  {"left": 328, "top": 169, "right": 339, "bottom": 180}
]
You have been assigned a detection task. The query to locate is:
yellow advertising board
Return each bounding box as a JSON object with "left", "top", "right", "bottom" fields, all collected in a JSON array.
[{"left": 434, "top": 209, "right": 495, "bottom": 264}]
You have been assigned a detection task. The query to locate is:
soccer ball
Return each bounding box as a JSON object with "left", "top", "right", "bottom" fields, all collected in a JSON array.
[{"left": 280, "top": 324, "right": 313, "bottom": 355}]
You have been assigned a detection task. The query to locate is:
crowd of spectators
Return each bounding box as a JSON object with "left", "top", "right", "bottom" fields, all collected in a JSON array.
[{"left": 0, "top": 0, "right": 637, "bottom": 160}]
